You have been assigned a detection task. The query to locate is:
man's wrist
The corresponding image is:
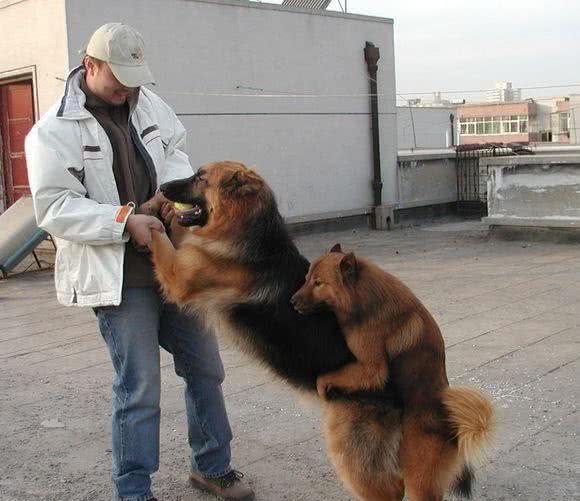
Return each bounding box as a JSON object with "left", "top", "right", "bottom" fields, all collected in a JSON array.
[{"left": 117, "top": 204, "right": 136, "bottom": 242}]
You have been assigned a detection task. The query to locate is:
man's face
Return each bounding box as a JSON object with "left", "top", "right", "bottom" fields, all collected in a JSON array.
[{"left": 85, "top": 58, "right": 136, "bottom": 106}]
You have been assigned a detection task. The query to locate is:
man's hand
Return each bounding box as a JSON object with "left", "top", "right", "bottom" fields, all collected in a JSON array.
[{"left": 125, "top": 214, "right": 165, "bottom": 247}]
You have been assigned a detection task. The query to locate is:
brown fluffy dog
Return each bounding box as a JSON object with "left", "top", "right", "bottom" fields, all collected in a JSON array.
[{"left": 291, "top": 245, "right": 495, "bottom": 501}]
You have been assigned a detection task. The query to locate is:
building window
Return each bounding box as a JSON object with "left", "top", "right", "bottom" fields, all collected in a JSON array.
[
  {"left": 560, "top": 112, "right": 569, "bottom": 132},
  {"left": 466, "top": 117, "right": 475, "bottom": 134},
  {"left": 508, "top": 115, "right": 519, "bottom": 133},
  {"left": 459, "top": 114, "right": 529, "bottom": 135},
  {"left": 483, "top": 117, "right": 492, "bottom": 134},
  {"left": 501, "top": 116, "right": 511, "bottom": 134}
]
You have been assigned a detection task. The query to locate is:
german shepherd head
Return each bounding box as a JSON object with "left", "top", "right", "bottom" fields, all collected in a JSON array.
[
  {"left": 160, "top": 161, "right": 274, "bottom": 237},
  {"left": 291, "top": 243, "right": 357, "bottom": 315}
]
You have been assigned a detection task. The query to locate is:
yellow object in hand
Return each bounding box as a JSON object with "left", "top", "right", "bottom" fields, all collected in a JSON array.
[{"left": 174, "top": 202, "right": 193, "bottom": 211}]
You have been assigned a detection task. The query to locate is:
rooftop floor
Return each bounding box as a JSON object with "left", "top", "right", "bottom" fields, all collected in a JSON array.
[{"left": 1, "top": 221, "right": 578, "bottom": 500}]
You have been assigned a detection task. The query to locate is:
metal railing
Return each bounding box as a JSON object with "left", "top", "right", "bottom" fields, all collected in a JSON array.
[{"left": 456, "top": 143, "right": 533, "bottom": 215}]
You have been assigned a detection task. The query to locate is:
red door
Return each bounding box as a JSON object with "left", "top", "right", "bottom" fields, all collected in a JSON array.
[{"left": 1, "top": 80, "right": 35, "bottom": 208}]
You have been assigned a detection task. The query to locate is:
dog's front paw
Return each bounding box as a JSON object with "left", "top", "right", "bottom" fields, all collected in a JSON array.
[
  {"left": 316, "top": 376, "right": 333, "bottom": 399},
  {"left": 324, "top": 387, "right": 343, "bottom": 400},
  {"left": 136, "top": 192, "right": 167, "bottom": 217}
]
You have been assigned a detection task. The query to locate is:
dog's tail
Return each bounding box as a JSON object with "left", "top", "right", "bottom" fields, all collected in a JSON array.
[{"left": 442, "top": 386, "right": 495, "bottom": 467}]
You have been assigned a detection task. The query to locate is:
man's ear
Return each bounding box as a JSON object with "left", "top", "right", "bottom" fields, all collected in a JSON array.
[
  {"left": 220, "top": 169, "right": 262, "bottom": 197},
  {"left": 339, "top": 252, "right": 358, "bottom": 285},
  {"left": 329, "top": 243, "right": 343, "bottom": 253}
]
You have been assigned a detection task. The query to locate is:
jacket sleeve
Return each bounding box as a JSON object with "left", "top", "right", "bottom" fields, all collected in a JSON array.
[
  {"left": 153, "top": 94, "right": 194, "bottom": 185},
  {"left": 25, "top": 123, "right": 133, "bottom": 245}
]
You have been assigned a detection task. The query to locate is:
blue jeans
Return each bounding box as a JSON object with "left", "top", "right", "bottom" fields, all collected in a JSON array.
[{"left": 94, "top": 287, "right": 233, "bottom": 501}]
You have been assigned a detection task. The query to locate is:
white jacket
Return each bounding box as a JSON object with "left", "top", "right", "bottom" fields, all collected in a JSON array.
[{"left": 25, "top": 66, "right": 193, "bottom": 307}]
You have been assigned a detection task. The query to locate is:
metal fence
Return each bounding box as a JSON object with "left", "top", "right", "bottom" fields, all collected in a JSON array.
[{"left": 456, "top": 143, "right": 533, "bottom": 215}]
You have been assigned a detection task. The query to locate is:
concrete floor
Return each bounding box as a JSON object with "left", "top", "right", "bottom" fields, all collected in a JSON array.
[{"left": 0, "top": 221, "right": 578, "bottom": 500}]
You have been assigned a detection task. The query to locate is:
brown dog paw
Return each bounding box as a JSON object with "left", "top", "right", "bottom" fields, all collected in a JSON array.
[
  {"left": 316, "top": 376, "right": 334, "bottom": 399},
  {"left": 136, "top": 192, "right": 169, "bottom": 217}
]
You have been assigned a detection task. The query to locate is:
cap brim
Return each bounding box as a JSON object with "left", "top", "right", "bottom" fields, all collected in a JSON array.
[{"left": 108, "top": 61, "right": 155, "bottom": 88}]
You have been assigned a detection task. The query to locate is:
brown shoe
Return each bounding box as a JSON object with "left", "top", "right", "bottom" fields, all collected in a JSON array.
[{"left": 189, "top": 469, "right": 255, "bottom": 501}]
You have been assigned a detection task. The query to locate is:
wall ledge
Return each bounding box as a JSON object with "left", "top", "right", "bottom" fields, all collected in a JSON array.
[{"left": 483, "top": 216, "right": 580, "bottom": 228}]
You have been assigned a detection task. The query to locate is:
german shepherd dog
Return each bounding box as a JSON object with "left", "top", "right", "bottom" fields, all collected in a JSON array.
[
  {"left": 147, "top": 161, "right": 491, "bottom": 500},
  {"left": 148, "top": 161, "right": 398, "bottom": 396},
  {"left": 291, "top": 247, "right": 495, "bottom": 500}
]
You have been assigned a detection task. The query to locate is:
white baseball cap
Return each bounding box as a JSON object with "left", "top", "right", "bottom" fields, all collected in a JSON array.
[{"left": 84, "top": 23, "right": 155, "bottom": 87}]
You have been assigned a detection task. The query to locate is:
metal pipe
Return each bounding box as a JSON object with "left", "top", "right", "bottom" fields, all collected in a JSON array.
[
  {"left": 409, "top": 103, "right": 417, "bottom": 149},
  {"left": 364, "top": 41, "right": 382, "bottom": 214},
  {"left": 449, "top": 113, "right": 455, "bottom": 147}
]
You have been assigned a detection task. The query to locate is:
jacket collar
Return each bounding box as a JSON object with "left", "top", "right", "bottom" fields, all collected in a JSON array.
[
  {"left": 56, "top": 66, "right": 92, "bottom": 120},
  {"left": 56, "top": 65, "right": 140, "bottom": 120}
]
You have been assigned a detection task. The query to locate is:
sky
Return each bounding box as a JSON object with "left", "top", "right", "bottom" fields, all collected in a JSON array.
[{"left": 263, "top": 0, "right": 580, "bottom": 104}]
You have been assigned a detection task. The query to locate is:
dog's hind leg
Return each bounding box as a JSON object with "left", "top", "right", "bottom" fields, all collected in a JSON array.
[
  {"left": 347, "top": 476, "right": 405, "bottom": 501},
  {"left": 324, "top": 402, "right": 403, "bottom": 501},
  {"left": 399, "top": 416, "right": 462, "bottom": 501}
]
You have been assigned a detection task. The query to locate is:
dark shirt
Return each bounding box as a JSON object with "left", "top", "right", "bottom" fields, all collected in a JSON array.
[{"left": 80, "top": 77, "right": 156, "bottom": 288}]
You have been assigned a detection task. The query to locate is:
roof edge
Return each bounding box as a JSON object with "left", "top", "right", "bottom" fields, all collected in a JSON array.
[{"left": 183, "top": 0, "right": 393, "bottom": 24}]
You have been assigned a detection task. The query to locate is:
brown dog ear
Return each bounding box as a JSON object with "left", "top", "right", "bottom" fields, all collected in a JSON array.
[
  {"left": 329, "top": 243, "right": 342, "bottom": 253},
  {"left": 339, "top": 252, "right": 357, "bottom": 285},
  {"left": 220, "top": 169, "right": 262, "bottom": 197}
]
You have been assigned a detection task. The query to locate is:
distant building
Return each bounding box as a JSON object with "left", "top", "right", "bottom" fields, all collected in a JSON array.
[
  {"left": 458, "top": 101, "right": 539, "bottom": 145},
  {"left": 569, "top": 94, "right": 580, "bottom": 144},
  {"left": 458, "top": 96, "right": 575, "bottom": 145},
  {"left": 553, "top": 98, "right": 571, "bottom": 144},
  {"left": 486, "top": 81, "right": 521, "bottom": 103},
  {"left": 405, "top": 92, "right": 465, "bottom": 108},
  {"left": 532, "top": 96, "right": 571, "bottom": 143},
  {"left": 530, "top": 96, "right": 572, "bottom": 144}
]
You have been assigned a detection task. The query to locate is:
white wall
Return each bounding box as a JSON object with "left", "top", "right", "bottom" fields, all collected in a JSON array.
[
  {"left": 0, "top": 0, "right": 69, "bottom": 212},
  {"left": 0, "top": 0, "right": 68, "bottom": 115},
  {"left": 484, "top": 155, "right": 580, "bottom": 228},
  {"left": 396, "top": 106, "right": 456, "bottom": 150},
  {"left": 397, "top": 152, "right": 457, "bottom": 209},
  {"left": 64, "top": 0, "right": 397, "bottom": 220},
  {"left": 535, "top": 102, "right": 553, "bottom": 134}
]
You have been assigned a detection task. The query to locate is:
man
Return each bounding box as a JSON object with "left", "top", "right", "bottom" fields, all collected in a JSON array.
[{"left": 25, "top": 23, "right": 254, "bottom": 501}]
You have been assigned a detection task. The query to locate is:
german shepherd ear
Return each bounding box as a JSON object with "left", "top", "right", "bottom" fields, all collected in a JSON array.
[
  {"left": 339, "top": 252, "right": 358, "bottom": 285},
  {"left": 220, "top": 169, "right": 262, "bottom": 197},
  {"left": 329, "top": 243, "right": 343, "bottom": 253}
]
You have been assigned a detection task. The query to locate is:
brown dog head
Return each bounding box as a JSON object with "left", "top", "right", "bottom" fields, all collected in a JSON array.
[
  {"left": 160, "top": 161, "right": 268, "bottom": 231},
  {"left": 291, "top": 243, "right": 359, "bottom": 314}
]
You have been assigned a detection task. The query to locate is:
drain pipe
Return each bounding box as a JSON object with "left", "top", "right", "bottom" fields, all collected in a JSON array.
[
  {"left": 364, "top": 42, "right": 391, "bottom": 229},
  {"left": 449, "top": 113, "right": 455, "bottom": 147}
]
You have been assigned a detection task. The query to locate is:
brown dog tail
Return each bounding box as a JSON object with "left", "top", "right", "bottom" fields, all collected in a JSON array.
[{"left": 443, "top": 386, "right": 495, "bottom": 467}]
